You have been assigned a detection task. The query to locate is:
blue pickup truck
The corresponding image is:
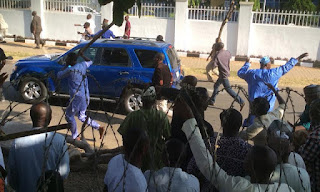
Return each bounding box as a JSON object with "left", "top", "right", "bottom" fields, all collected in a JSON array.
[{"left": 10, "top": 39, "right": 183, "bottom": 112}]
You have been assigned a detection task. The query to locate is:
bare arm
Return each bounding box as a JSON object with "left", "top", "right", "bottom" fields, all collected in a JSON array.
[
  {"left": 78, "top": 50, "right": 90, "bottom": 62},
  {"left": 0, "top": 73, "right": 8, "bottom": 87},
  {"left": 296, "top": 53, "right": 308, "bottom": 61},
  {"left": 265, "top": 83, "right": 285, "bottom": 105}
]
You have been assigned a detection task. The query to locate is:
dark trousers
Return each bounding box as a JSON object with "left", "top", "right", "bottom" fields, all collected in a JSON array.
[
  {"left": 34, "top": 32, "right": 42, "bottom": 47},
  {"left": 211, "top": 77, "right": 244, "bottom": 104}
]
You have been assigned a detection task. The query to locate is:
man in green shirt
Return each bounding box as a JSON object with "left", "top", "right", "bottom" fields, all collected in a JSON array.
[{"left": 118, "top": 86, "right": 171, "bottom": 171}]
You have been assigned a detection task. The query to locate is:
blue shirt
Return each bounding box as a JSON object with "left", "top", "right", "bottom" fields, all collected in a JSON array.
[
  {"left": 8, "top": 131, "right": 70, "bottom": 192},
  {"left": 57, "top": 61, "right": 92, "bottom": 101},
  {"left": 237, "top": 58, "right": 297, "bottom": 111},
  {"left": 91, "top": 29, "right": 115, "bottom": 39},
  {"left": 104, "top": 154, "right": 148, "bottom": 192}
]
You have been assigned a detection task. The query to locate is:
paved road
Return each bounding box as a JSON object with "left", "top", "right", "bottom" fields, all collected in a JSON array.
[{"left": 0, "top": 42, "right": 311, "bottom": 149}]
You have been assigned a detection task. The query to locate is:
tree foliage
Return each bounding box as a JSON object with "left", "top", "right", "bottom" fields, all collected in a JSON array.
[
  {"left": 283, "top": 0, "right": 316, "bottom": 12},
  {"left": 98, "top": 0, "right": 142, "bottom": 26},
  {"left": 252, "top": 0, "right": 260, "bottom": 11},
  {"left": 188, "top": 0, "right": 211, "bottom": 7},
  {"left": 240, "top": 0, "right": 260, "bottom": 10}
]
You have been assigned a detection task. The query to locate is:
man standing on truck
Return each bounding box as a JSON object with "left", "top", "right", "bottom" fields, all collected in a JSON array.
[{"left": 123, "top": 15, "right": 131, "bottom": 39}]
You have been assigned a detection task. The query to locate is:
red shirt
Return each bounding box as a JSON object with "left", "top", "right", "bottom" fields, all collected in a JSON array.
[{"left": 125, "top": 20, "right": 131, "bottom": 38}]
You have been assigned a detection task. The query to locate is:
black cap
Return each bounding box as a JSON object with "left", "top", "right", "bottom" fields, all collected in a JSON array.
[{"left": 0, "top": 48, "right": 12, "bottom": 61}]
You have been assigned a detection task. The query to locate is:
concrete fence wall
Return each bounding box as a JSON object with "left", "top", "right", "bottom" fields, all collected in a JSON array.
[
  {"left": 249, "top": 24, "right": 320, "bottom": 61},
  {"left": 110, "top": 17, "right": 175, "bottom": 46},
  {"left": 0, "top": 9, "right": 32, "bottom": 38},
  {"left": 186, "top": 20, "right": 238, "bottom": 55},
  {"left": 44, "top": 12, "right": 101, "bottom": 41},
  {"left": 1, "top": 0, "right": 320, "bottom": 61}
]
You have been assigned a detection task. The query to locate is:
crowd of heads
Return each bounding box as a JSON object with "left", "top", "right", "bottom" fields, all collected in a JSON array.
[
  {"left": 0, "top": 43, "right": 319, "bottom": 191},
  {"left": 108, "top": 76, "right": 320, "bottom": 191}
]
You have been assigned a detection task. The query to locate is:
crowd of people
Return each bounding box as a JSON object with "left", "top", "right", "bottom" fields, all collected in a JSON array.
[
  {"left": 0, "top": 18, "right": 319, "bottom": 191},
  {"left": 102, "top": 44, "right": 319, "bottom": 192}
]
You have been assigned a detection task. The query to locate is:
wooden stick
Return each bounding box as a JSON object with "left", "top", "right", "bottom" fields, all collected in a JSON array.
[
  {"left": 0, "top": 124, "right": 70, "bottom": 141},
  {"left": 217, "top": 1, "right": 235, "bottom": 40},
  {"left": 207, "top": 1, "right": 236, "bottom": 60}
]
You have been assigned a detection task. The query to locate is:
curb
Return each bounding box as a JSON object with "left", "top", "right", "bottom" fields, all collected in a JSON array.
[
  {"left": 5, "top": 37, "right": 78, "bottom": 48},
  {"left": 176, "top": 51, "right": 318, "bottom": 68},
  {"left": 5, "top": 40, "right": 319, "bottom": 69}
]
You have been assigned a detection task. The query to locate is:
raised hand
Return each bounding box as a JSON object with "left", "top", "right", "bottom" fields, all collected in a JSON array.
[
  {"left": 264, "top": 82, "right": 275, "bottom": 90},
  {"left": 296, "top": 53, "right": 308, "bottom": 60},
  {"left": 0, "top": 73, "right": 8, "bottom": 87},
  {"left": 173, "top": 97, "right": 194, "bottom": 123}
]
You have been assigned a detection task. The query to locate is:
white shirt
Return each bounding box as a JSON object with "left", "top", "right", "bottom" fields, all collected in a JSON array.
[
  {"left": 144, "top": 167, "right": 200, "bottom": 192},
  {"left": 270, "top": 163, "right": 311, "bottom": 192},
  {"left": 182, "top": 118, "right": 294, "bottom": 192},
  {"left": 104, "top": 154, "right": 148, "bottom": 192},
  {"left": 288, "top": 152, "right": 306, "bottom": 170},
  {"left": 86, "top": 19, "right": 96, "bottom": 33}
]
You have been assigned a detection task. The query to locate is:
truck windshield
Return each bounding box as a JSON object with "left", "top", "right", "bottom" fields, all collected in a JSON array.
[{"left": 166, "top": 46, "right": 179, "bottom": 69}]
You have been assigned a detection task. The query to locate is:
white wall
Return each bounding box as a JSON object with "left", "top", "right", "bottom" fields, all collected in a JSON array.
[
  {"left": 0, "top": 9, "right": 32, "bottom": 38},
  {"left": 2, "top": 4, "right": 320, "bottom": 61},
  {"left": 187, "top": 20, "right": 238, "bottom": 55},
  {"left": 250, "top": 24, "right": 320, "bottom": 60},
  {"left": 44, "top": 12, "right": 101, "bottom": 41},
  {"left": 110, "top": 17, "right": 175, "bottom": 45}
]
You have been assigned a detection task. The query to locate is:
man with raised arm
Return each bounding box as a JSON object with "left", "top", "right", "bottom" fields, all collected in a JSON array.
[
  {"left": 57, "top": 51, "right": 104, "bottom": 140},
  {"left": 238, "top": 53, "right": 308, "bottom": 126},
  {"left": 239, "top": 83, "right": 287, "bottom": 146}
]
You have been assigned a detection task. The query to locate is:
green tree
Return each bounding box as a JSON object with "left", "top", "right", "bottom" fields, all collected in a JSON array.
[
  {"left": 252, "top": 0, "right": 260, "bottom": 10},
  {"left": 188, "top": 0, "right": 202, "bottom": 7},
  {"left": 240, "top": 0, "right": 260, "bottom": 11},
  {"left": 283, "top": 0, "right": 316, "bottom": 11},
  {"left": 99, "top": 0, "right": 142, "bottom": 26}
]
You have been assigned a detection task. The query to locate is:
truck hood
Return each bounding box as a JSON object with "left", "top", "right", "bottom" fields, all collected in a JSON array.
[{"left": 18, "top": 53, "right": 62, "bottom": 62}]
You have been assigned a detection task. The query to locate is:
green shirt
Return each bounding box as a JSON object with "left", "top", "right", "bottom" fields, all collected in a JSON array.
[
  {"left": 118, "top": 108, "right": 171, "bottom": 171},
  {"left": 296, "top": 104, "right": 311, "bottom": 130}
]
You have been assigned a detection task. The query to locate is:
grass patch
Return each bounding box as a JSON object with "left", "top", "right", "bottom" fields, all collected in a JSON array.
[
  {"left": 183, "top": 67, "right": 239, "bottom": 78},
  {"left": 6, "top": 51, "right": 35, "bottom": 60}
]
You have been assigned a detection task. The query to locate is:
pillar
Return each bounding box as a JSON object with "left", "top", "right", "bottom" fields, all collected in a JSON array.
[
  {"left": 174, "top": 0, "right": 188, "bottom": 51},
  {"left": 236, "top": 2, "right": 254, "bottom": 56},
  {"left": 31, "top": 0, "right": 45, "bottom": 38}
]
